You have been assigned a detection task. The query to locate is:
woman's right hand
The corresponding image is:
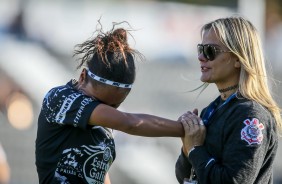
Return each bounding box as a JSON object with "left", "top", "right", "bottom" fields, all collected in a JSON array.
[{"left": 179, "top": 109, "right": 206, "bottom": 156}]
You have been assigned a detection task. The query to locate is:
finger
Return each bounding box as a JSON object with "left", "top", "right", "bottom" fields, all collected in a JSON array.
[
  {"left": 181, "top": 113, "right": 201, "bottom": 130},
  {"left": 181, "top": 121, "right": 190, "bottom": 132},
  {"left": 198, "top": 122, "right": 206, "bottom": 136},
  {"left": 193, "top": 108, "right": 198, "bottom": 116},
  {"left": 179, "top": 114, "right": 188, "bottom": 121},
  {"left": 193, "top": 115, "right": 203, "bottom": 126},
  {"left": 178, "top": 111, "right": 192, "bottom": 120},
  {"left": 180, "top": 113, "right": 192, "bottom": 123},
  {"left": 182, "top": 118, "right": 192, "bottom": 128},
  {"left": 187, "top": 113, "right": 200, "bottom": 126},
  {"left": 190, "top": 113, "right": 203, "bottom": 126},
  {"left": 183, "top": 111, "right": 193, "bottom": 116}
]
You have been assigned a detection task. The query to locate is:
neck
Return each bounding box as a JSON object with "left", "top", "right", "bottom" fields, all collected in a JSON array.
[{"left": 218, "top": 84, "right": 238, "bottom": 100}]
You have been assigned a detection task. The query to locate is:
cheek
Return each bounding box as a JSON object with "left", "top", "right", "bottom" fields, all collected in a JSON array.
[
  {"left": 109, "top": 92, "right": 128, "bottom": 106},
  {"left": 201, "top": 63, "right": 225, "bottom": 82},
  {"left": 213, "top": 57, "right": 233, "bottom": 73},
  {"left": 222, "top": 60, "right": 239, "bottom": 74}
]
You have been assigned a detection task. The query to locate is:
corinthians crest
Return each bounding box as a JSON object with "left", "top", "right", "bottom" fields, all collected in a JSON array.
[{"left": 241, "top": 118, "right": 264, "bottom": 145}]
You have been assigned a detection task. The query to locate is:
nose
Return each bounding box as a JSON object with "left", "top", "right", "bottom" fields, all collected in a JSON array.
[{"left": 198, "top": 53, "right": 208, "bottom": 62}]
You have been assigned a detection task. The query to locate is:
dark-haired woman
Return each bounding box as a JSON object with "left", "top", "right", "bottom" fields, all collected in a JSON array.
[{"left": 35, "top": 26, "right": 186, "bottom": 184}]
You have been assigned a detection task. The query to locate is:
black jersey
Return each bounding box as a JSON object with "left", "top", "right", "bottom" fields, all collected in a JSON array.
[{"left": 36, "top": 80, "right": 115, "bottom": 184}]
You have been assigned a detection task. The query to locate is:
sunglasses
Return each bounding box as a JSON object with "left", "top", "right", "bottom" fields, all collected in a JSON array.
[{"left": 197, "top": 44, "right": 231, "bottom": 61}]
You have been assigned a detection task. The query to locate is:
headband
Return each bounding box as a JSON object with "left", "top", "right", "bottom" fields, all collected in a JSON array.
[{"left": 87, "top": 70, "right": 132, "bottom": 88}]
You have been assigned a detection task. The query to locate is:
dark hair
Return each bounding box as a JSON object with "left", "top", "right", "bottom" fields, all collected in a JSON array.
[{"left": 73, "top": 22, "right": 143, "bottom": 86}]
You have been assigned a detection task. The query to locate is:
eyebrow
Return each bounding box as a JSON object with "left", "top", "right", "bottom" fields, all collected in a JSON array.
[{"left": 202, "top": 43, "right": 221, "bottom": 47}]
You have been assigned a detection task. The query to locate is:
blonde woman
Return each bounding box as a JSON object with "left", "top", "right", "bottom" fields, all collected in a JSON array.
[{"left": 176, "top": 16, "right": 282, "bottom": 184}]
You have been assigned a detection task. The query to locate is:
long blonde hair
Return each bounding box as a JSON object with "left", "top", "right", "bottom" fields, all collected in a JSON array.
[{"left": 201, "top": 16, "right": 282, "bottom": 132}]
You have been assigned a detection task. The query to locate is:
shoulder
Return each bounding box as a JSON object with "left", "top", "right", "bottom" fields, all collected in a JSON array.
[
  {"left": 228, "top": 97, "right": 274, "bottom": 127},
  {"left": 226, "top": 98, "right": 277, "bottom": 144},
  {"left": 45, "top": 81, "right": 75, "bottom": 98},
  {"left": 44, "top": 81, "right": 86, "bottom": 104},
  {"left": 41, "top": 81, "right": 100, "bottom": 112},
  {"left": 232, "top": 98, "right": 272, "bottom": 119}
]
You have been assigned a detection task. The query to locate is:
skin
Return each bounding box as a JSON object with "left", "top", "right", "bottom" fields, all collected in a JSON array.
[
  {"left": 76, "top": 69, "right": 184, "bottom": 137},
  {"left": 0, "top": 162, "right": 9, "bottom": 184},
  {"left": 76, "top": 68, "right": 186, "bottom": 183},
  {"left": 181, "top": 28, "right": 241, "bottom": 156},
  {"left": 104, "top": 173, "right": 111, "bottom": 184},
  {"left": 0, "top": 144, "right": 10, "bottom": 184},
  {"left": 76, "top": 69, "right": 129, "bottom": 109},
  {"left": 180, "top": 109, "right": 206, "bottom": 156},
  {"left": 199, "top": 28, "right": 241, "bottom": 99}
]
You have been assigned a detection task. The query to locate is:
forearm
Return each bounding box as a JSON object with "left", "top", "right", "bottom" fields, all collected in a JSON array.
[
  {"left": 123, "top": 113, "right": 184, "bottom": 137},
  {"left": 90, "top": 104, "right": 184, "bottom": 137}
]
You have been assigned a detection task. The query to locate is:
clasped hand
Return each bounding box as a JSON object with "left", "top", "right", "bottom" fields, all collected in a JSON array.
[{"left": 178, "top": 109, "right": 206, "bottom": 157}]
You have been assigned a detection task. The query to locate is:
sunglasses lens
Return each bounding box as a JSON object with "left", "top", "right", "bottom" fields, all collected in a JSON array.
[
  {"left": 204, "top": 45, "right": 215, "bottom": 61},
  {"left": 197, "top": 45, "right": 203, "bottom": 55}
]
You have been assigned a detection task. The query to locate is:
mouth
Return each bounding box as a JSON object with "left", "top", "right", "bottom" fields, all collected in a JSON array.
[{"left": 201, "top": 66, "right": 209, "bottom": 72}]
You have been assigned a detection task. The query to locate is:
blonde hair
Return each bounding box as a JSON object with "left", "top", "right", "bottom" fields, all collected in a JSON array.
[{"left": 201, "top": 16, "right": 282, "bottom": 132}]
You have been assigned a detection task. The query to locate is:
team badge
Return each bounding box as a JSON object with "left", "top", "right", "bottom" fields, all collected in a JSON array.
[{"left": 241, "top": 118, "right": 264, "bottom": 145}]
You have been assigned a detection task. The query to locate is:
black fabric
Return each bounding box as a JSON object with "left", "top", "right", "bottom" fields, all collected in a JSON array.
[
  {"left": 36, "top": 80, "right": 115, "bottom": 184},
  {"left": 175, "top": 95, "right": 278, "bottom": 184}
]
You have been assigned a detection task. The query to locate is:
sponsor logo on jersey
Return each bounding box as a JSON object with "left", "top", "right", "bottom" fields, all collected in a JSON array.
[
  {"left": 56, "top": 93, "right": 81, "bottom": 123},
  {"left": 55, "top": 145, "right": 113, "bottom": 184}
]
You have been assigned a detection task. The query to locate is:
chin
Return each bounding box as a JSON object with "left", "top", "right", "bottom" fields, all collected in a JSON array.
[{"left": 200, "top": 77, "right": 209, "bottom": 83}]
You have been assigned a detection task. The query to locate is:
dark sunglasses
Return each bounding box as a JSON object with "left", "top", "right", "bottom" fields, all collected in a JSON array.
[{"left": 197, "top": 44, "right": 231, "bottom": 61}]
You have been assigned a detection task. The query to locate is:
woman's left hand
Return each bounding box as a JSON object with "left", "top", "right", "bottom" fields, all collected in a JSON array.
[{"left": 178, "top": 109, "right": 206, "bottom": 156}]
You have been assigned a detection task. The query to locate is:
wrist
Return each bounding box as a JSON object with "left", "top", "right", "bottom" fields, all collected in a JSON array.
[
  {"left": 188, "top": 147, "right": 195, "bottom": 157},
  {"left": 182, "top": 146, "right": 197, "bottom": 157},
  {"left": 182, "top": 146, "right": 188, "bottom": 157}
]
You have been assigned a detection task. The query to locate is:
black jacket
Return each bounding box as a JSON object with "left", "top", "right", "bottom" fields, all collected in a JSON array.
[{"left": 175, "top": 94, "right": 278, "bottom": 184}]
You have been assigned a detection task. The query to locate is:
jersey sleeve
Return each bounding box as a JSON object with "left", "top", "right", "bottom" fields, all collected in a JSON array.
[
  {"left": 189, "top": 102, "right": 277, "bottom": 184},
  {"left": 40, "top": 87, "right": 100, "bottom": 130}
]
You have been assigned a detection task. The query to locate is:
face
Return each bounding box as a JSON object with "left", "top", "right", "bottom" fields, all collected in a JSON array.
[
  {"left": 198, "top": 28, "right": 241, "bottom": 88},
  {"left": 90, "top": 84, "right": 129, "bottom": 108},
  {"left": 77, "top": 69, "right": 130, "bottom": 108}
]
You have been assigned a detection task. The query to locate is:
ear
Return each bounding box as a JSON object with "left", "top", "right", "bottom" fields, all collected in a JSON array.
[
  {"left": 234, "top": 59, "right": 241, "bottom": 68},
  {"left": 78, "top": 68, "right": 87, "bottom": 83}
]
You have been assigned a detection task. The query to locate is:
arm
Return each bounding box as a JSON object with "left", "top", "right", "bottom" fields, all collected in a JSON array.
[
  {"left": 175, "top": 109, "right": 206, "bottom": 183},
  {"left": 104, "top": 172, "right": 111, "bottom": 184},
  {"left": 175, "top": 149, "right": 193, "bottom": 184},
  {"left": 89, "top": 104, "right": 184, "bottom": 137}
]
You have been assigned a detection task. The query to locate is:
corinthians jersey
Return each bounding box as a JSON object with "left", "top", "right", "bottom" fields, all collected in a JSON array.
[{"left": 36, "top": 80, "right": 116, "bottom": 184}]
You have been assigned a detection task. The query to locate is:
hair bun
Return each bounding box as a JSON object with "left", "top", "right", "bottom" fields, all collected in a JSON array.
[{"left": 112, "top": 28, "right": 128, "bottom": 43}]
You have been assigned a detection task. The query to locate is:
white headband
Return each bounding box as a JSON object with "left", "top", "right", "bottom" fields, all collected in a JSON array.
[{"left": 87, "top": 70, "right": 132, "bottom": 88}]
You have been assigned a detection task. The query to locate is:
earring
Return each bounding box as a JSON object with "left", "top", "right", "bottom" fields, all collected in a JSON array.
[{"left": 235, "top": 60, "right": 241, "bottom": 68}]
